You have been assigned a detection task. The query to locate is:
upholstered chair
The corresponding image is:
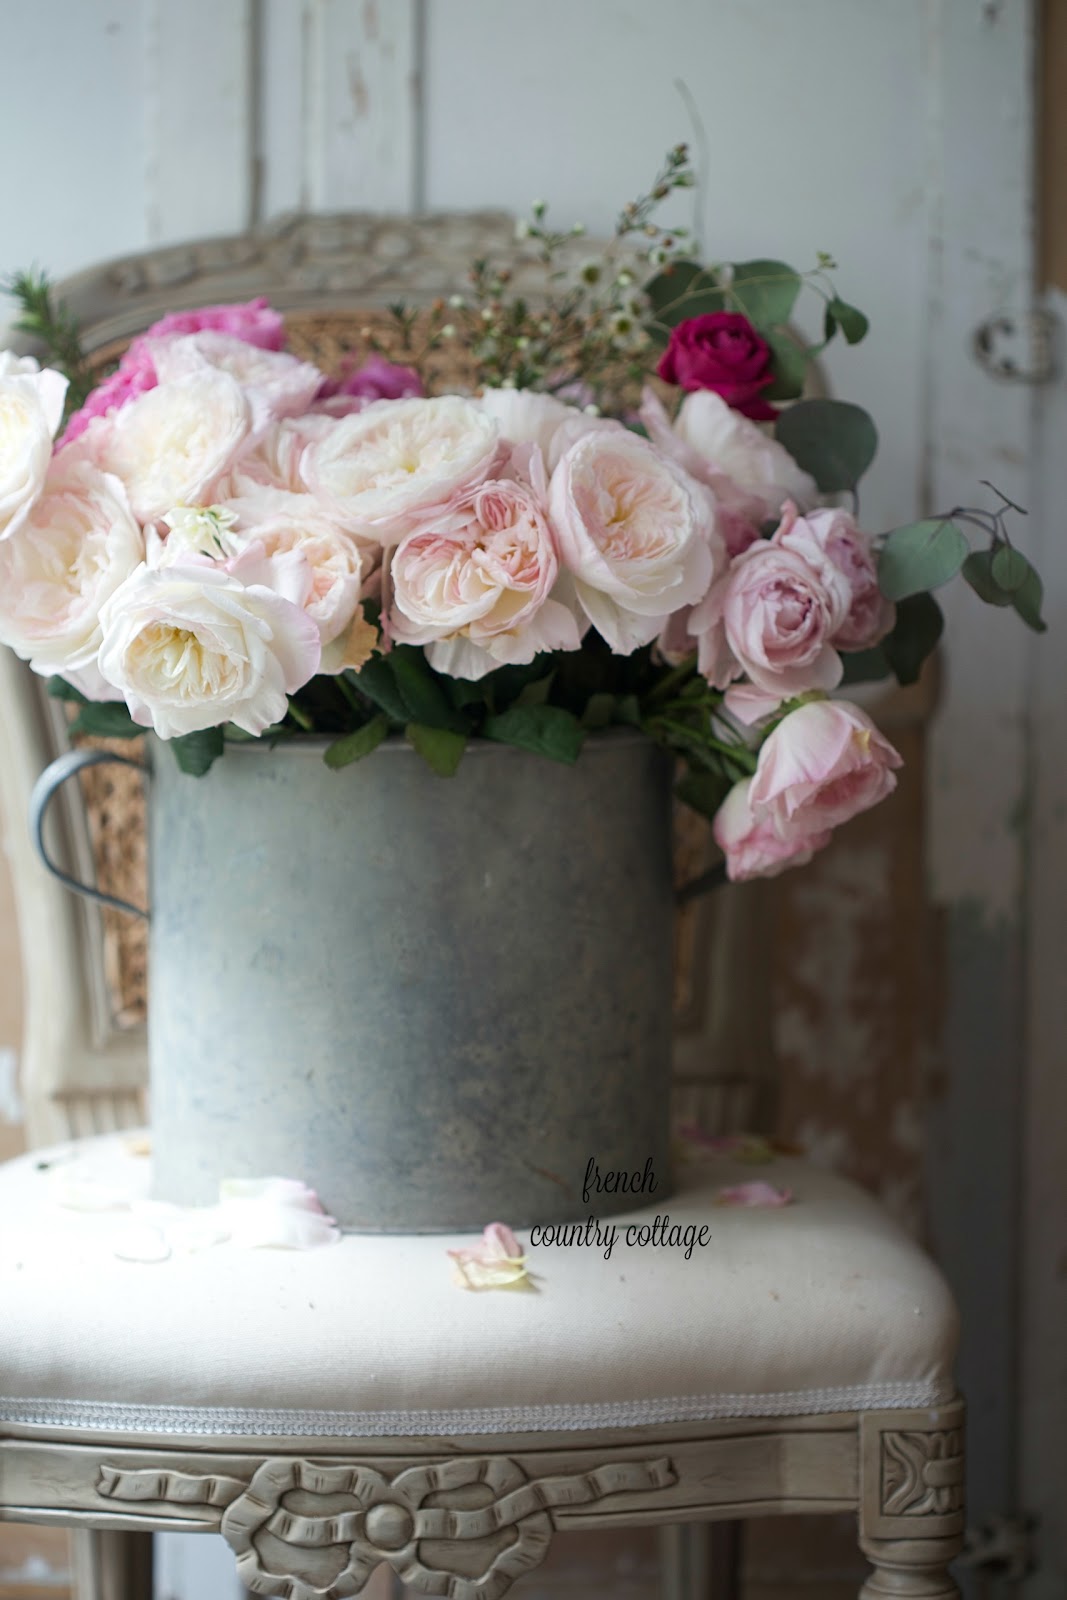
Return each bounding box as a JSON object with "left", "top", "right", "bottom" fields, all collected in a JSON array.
[{"left": 0, "top": 217, "right": 963, "bottom": 1600}]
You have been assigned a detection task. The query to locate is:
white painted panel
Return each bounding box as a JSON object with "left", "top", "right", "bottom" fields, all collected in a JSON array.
[
  {"left": 1020, "top": 281, "right": 1067, "bottom": 1600},
  {"left": 143, "top": 0, "right": 254, "bottom": 241},
  {"left": 0, "top": 1, "right": 148, "bottom": 306},
  {"left": 303, "top": 0, "right": 419, "bottom": 211},
  {"left": 423, "top": 0, "right": 930, "bottom": 532},
  {"left": 259, "top": 0, "right": 312, "bottom": 216}
]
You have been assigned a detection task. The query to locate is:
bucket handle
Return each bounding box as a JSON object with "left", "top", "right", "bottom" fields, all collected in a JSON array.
[
  {"left": 675, "top": 861, "right": 728, "bottom": 904},
  {"left": 30, "top": 748, "right": 149, "bottom": 920}
]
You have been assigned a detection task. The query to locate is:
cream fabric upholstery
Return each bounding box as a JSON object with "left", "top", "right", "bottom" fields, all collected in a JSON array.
[{"left": 0, "top": 1135, "right": 957, "bottom": 1440}]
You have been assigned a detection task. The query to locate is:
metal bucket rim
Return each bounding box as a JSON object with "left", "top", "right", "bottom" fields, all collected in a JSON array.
[{"left": 198, "top": 727, "right": 658, "bottom": 758}]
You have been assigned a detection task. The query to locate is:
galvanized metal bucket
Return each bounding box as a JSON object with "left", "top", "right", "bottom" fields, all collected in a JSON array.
[{"left": 31, "top": 732, "right": 675, "bottom": 1231}]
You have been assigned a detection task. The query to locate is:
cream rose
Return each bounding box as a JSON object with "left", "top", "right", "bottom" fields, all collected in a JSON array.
[
  {"left": 390, "top": 476, "right": 581, "bottom": 679},
  {"left": 476, "top": 387, "right": 617, "bottom": 472},
  {"left": 300, "top": 396, "right": 499, "bottom": 541},
  {"left": 549, "top": 430, "right": 719, "bottom": 654},
  {"left": 0, "top": 458, "right": 143, "bottom": 694},
  {"left": 97, "top": 561, "right": 321, "bottom": 738},
  {"left": 86, "top": 368, "right": 250, "bottom": 524},
  {"left": 0, "top": 354, "right": 68, "bottom": 539},
  {"left": 151, "top": 332, "right": 324, "bottom": 432}
]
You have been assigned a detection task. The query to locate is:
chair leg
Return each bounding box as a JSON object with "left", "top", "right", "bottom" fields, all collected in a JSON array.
[
  {"left": 70, "top": 1528, "right": 154, "bottom": 1600},
  {"left": 659, "top": 1521, "right": 742, "bottom": 1600},
  {"left": 858, "top": 1532, "right": 961, "bottom": 1597}
]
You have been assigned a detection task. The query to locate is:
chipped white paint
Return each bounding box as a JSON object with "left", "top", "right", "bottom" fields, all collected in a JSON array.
[
  {"left": 1018, "top": 282, "right": 1067, "bottom": 1600},
  {"left": 923, "top": 0, "right": 1035, "bottom": 925}
]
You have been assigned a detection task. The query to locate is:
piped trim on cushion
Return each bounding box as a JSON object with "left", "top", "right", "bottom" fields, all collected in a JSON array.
[{"left": 0, "top": 1380, "right": 955, "bottom": 1439}]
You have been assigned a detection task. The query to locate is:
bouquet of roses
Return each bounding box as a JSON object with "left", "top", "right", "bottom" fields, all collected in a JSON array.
[{"left": 0, "top": 147, "right": 1043, "bottom": 880}]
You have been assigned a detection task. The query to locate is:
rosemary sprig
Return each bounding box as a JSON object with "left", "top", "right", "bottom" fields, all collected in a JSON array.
[{"left": 3, "top": 268, "right": 94, "bottom": 411}]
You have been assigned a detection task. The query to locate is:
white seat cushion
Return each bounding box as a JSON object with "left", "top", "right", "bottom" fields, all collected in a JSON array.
[{"left": 0, "top": 1134, "right": 957, "bottom": 1440}]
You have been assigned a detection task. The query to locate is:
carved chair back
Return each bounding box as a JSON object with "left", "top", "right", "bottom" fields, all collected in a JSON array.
[{"left": 0, "top": 212, "right": 777, "bottom": 1148}]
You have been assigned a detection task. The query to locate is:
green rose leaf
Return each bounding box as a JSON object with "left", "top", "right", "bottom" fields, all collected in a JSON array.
[
  {"left": 881, "top": 592, "right": 945, "bottom": 685},
  {"left": 483, "top": 704, "right": 585, "bottom": 765},
  {"left": 962, "top": 548, "right": 1015, "bottom": 606},
  {"left": 878, "top": 519, "right": 969, "bottom": 601},
  {"left": 46, "top": 675, "right": 90, "bottom": 705},
  {"left": 774, "top": 399, "right": 878, "bottom": 492},
  {"left": 386, "top": 646, "right": 469, "bottom": 732},
  {"left": 323, "top": 714, "right": 390, "bottom": 770},
  {"left": 170, "top": 726, "right": 224, "bottom": 777},
  {"left": 405, "top": 722, "right": 466, "bottom": 777},
  {"left": 762, "top": 330, "right": 808, "bottom": 402},
  {"left": 68, "top": 702, "right": 144, "bottom": 740},
  {"left": 580, "top": 692, "right": 616, "bottom": 730},
  {"left": 839, "top": 647, "right": 893, "bottom": 686},
  {"left": 824, "top": 297, "right": 869, "bottom": 345},
  {"left": 726, "top": 259, "right": 802, "bottom": 328},
  {"left": 675, "top": 769, "right": 732, "bottom": 823},
  {"left": 991, "top": 543, "right": 1029, "bottom": 593}
]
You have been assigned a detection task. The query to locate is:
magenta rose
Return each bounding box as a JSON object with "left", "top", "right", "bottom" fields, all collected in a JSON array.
[{"left": 656, "top": 312, "right": 777, "bottom": 421}]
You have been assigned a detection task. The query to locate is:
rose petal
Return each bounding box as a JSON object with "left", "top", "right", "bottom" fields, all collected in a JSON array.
[
  {"left": 448, "top": 1221, "right": 530, "bottom": 1290},
  {"left": 714, "top": 1181, "right": 794, "bottom": 1208}
]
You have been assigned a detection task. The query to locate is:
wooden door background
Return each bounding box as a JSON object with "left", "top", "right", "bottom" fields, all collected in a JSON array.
[{"left": 1, "top": 3, "right": 1061, "bottom": 1597}]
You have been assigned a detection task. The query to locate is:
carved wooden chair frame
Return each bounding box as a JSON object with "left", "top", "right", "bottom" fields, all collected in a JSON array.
[{"left": 0, "top": 213, "right": 963, "bottom": 1599}]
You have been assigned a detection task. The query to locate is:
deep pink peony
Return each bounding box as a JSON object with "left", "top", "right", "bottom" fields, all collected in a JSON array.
[
  {"left": 60, "top": 298, "right": 286, "bottom": 447},
  {"left": 656, "top": 312, "right": 777, "bottom": 421},
  {"left": 318, "top": 354, "right": 425, "bottom": 404}
]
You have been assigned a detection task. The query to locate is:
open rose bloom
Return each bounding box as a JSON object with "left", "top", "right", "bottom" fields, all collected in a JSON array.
[{"left": 2, "top": 161, "right": 1041, "bottom": 883}]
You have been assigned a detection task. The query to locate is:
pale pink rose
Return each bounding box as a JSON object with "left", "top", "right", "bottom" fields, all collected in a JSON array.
[
  {"left": 477, "top": 388, "right": 618, "bottom": 472},
  {"left": 301, "top": 396, "right": 500, "bottom": 542},
  {"left": 549, "top": 430, "right": 720, "bottom": 654},
  {"left": 0, "top": 457, "right": 143, "bottom": 694},
  {"left": 749, "top": 699, "right": 903, "bottom": 840},
  {"left": 713, "top": 777, "right": 830, "bottom": 882},
  {"left": 448, "top": 1222, "right": 529, "bottom": 1290},
  {"left": 228, "top": 503, "right": 363, "bottom": 646},
  {"left": 97, "top": 560, "right": 321, "bottom": 738},
  {"left": 672, "top": 388, "right": 817, "bottom": 516},
  {"left": 211, "top": 415, "right": 341, "bottom": 505},
  {"left": 774, "top": 502, "right": 895, "bottom": 650},
  {"left": 390, "top": 476, "right": 580, "bottom": 679},
  {"left": 0, "top": 354, "right": 68, "bottom": 538},
  {"left": 150, "top": 332, "right": 324, "bottom": 433},
  {"left": 84, "top": 369, "right": 250, "bottom": 525},
  {"left": 61, "top": 298, "right": 286, "bottom": 445},
  {"left": 715, "top": 1181, "right": 793, "bottom": 1208},
  {"left": 691, "top": 541, "right": 848, "bottom": 695},
  {"left": 640, "top": 388, "right": 767, "bottom": 556}
]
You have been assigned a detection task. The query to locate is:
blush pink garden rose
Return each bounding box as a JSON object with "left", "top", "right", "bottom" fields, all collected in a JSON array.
[
  {"left": 96, "top": 555, "right": 321, "bottom": 738},
  {"left": 752, "top": 697, "right": 901, "bottom": 843},
  {"left": 76, "top": 368, "right": 251, "bottom": 525},
  {"left": 657, "top": 312, "right": 777, "bottom": 420},
  {"left": 773, "top": 501, "right": 895, "bottom": 650},
  {"left": 690, "top": 538, "right": 851, "bottom": 696},
  {"left": 549, "top": 429, "right": 721, "bottom": 654},
  {"left": 0, "top": 457, "right": 143, "bottom": 696},
  {"left": 390, "top": 473, "right": 581, "bottom": 679},
  {"left": 301, "top": 396, "right": 500, "bottom": 542},
  {"left": 0, "top": 354, "right": 68, "bottom": 537},
  {"left": 61, "top": 297, "right": 287, "bottom": 445},
  {"left": 713, "top": 776, "right": 831, "bottom": 882}
]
